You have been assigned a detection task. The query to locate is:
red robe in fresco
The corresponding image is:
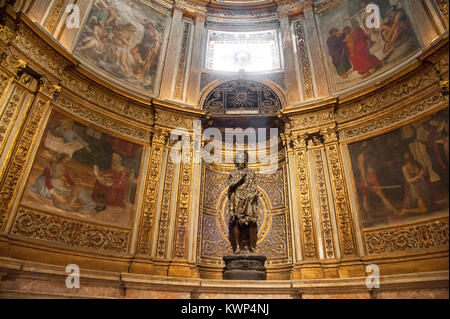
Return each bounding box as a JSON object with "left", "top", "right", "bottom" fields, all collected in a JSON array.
[
  {"left": 93, "top": 168, "right": 127, "bottom": 209},
  {"left": 345, "top": 27, "right": 381, "bottom": 75}
]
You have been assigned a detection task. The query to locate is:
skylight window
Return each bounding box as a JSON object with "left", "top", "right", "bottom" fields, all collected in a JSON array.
[{"left": 206, "top": 30, "right": 281, "bottom": 72}]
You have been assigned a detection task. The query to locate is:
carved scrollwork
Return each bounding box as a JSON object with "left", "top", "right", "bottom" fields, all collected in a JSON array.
[
  {"left": 364, "top": 218, "right": 449, "bottom": 254},
  {"left": 12, "top": 207, "right": 129, "bottom": 253}
]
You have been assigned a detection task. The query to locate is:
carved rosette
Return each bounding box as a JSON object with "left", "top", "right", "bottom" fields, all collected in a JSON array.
[
  {"left": 137, "top": 129, "right": 167, "bottom": 255},
  {"left": 292, "top": 135, "right": 317, "bottom": 259},
  {"left": 323, "top": 129, "right": 357, "bottom": 256}
]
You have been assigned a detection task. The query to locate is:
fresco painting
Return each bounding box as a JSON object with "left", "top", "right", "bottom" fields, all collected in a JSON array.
[
  {"left": 348, "top": 109, "right": 449, "bottom": 228},
  {"left": 73, "top": 0, "right": 166, "bottom": 92},
  {"left": 21, "top": 111, "right": 143, "bottom": 228},
  {"left": 319, "top": 0, "right": 422, "bottom": 92}
]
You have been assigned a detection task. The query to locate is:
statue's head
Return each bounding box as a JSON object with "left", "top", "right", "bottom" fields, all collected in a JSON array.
[{"left": 235, "top": 151, "right": 248, "bottom": 170}]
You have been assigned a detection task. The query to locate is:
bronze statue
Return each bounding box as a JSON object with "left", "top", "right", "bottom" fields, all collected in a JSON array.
[{"left": 227, "top": 152, "right": 259, "bottom": 254}]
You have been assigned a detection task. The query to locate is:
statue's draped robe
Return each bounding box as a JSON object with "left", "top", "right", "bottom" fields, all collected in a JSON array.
[{"left": 227, "top": 168, "right": 259, "bottom": 227}]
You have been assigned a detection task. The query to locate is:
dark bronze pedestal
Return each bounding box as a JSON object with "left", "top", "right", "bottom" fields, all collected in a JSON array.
[{"left": 222, "top": 254, "right": 267, "bottom": 280}]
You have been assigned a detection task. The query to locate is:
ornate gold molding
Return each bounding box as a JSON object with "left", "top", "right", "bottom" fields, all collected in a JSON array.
[
  {"left": 11, "top": 206, "right": 130, "bottom": 253},
  {"left": 60, "top": 71, "right": 153, "bottom": 125},
  {"left": 56, "top": 95, "right": 150, "bottom": 143},
  {"left": 364, "top": 218, "right": 449, "bottom": 254},
  {"left": 339, "top": 91, "right": 448, "bottom": 142}
]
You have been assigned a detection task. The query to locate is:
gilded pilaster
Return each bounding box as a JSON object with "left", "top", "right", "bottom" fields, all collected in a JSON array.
[
  {"left": 322, "top": 128, "right": 357, "bottom": 258},
  {"left": 0, "top": 77, "right": 59, "bottom": 231},
  {"left": 137, "top": 128, "right": 168, "bottom": 255}
]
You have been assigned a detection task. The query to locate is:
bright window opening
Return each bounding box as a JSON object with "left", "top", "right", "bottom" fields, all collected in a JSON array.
[{"left": 206, "top": 30, "right": 281, "bottom": 72}]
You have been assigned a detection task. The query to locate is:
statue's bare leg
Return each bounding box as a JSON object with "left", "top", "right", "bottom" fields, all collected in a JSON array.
[
  {"left": 249, "top": 223, "right": 257, "bottom": 253},
  {"left": 233, "top": 224, "right": 241, "bottom": 254}
]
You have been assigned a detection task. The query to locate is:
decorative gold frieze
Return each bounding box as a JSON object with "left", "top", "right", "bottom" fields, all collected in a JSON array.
[
  {"left": 60, "top": 72, "right": 153, "bottom": 125},
  {"left": 56, "top": 96, "right": 150, "bottom": 143},
  {"left": 289, "top": 108, "right": 335, "bottom": 132},
  {"left": 337, "top": 66, "right": 439, "bottom": 123},
  {"left": 13, "top": 22, "right": 71, "bottom": 79},
  {"left": 11, "top": 207, "right": 130, "bottom": 253},
  {"left": 340, "top": 91, "right": 448, "bottom": 142},
  {"left": 364, "top": 218, "right": 449, "bottom": 254}
]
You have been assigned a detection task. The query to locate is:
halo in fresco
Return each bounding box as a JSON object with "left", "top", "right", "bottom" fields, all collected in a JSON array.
[
  {"left": 318, "top": 0, "right": 422, "bottom": 93},
  {"left": 73, "top": 0, "right": 167, "bottom": 93}
]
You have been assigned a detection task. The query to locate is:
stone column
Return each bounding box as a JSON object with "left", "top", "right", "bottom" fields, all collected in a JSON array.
[
  {"left": 303, "top": 3, "right": 330, "bottom": 98},
  {"left": 402, "top": 0, "right": 439, "bottom": 46},
  {"left": 278, "top": 14, "right": 301, "bottom": 106},
  {"left": 158, "top": 7, "right": 184, "bottom": 100},
  {"left": 186, "top": 14, "right": 205, "bottom": 107}
]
